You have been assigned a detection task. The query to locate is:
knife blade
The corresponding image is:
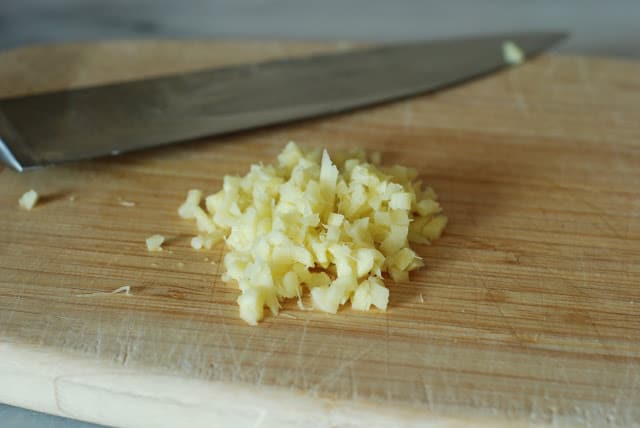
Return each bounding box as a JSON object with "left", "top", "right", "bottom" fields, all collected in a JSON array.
[{"left": 0, "top": 32, "right": 566, "bottom": 171}]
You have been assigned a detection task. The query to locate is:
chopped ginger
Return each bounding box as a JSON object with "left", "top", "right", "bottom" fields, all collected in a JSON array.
[
  {"left": 146, "top": 234, "right": 165, "bottom": 252},
  {"left": 503, "top": 41, "right": 525, "bottom": 65},
  {"left": 19, "top": 190, "right": 39, "bottom": 210},
  {"left": 179, "top": 142, "right": 447, "bottom": 324}
]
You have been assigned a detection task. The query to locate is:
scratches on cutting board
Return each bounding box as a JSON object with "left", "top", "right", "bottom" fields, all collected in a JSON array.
[
  {"left": 385, "top": 311, "right": 392, "bottom": 401},
  {"left": 569, "top": 260, "right": 613, "bottom": 355},
  {"left": 402, "top": 102, "right": 415, "bottom": 128},
  {"left": 543, "top": 59, "right": 557, "bottom": 78},
  {"left": 114, "top": 309, "right": 141, "bottom": 367},
  {"left": 235, "top": 323, "right": 260, "bottom": 376},
  {"left": 507, "top": 71, "right": 531, "bottom": 116},
  {"left": 313, "top": 341, "right": 375, "bottom": 398},
  {"left": 419, "top": 372, "right": 435, "bottom": 412},
  {"left": 469, "top": 254, "right": 526, "bottom": 347},
  {"left": 577, "top": 57, "right": 596, "bottom": 98},
  {"left": 295, "top": 318, "right": 309, "bottom": 374},
  {"left": 1, "top": 294, "right": 23, "bottom": 328},
  {"left": 347, "top": 364, "right": 358, "bottom": 401},
  {"left": 558, "top": 362, "right": 573, "bottom": 387}
]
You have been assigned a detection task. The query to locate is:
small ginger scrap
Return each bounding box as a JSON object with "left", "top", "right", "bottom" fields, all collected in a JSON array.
[
  {"left": 76, "top": 285, "right": 131, "bottom": 297},
  {"left": 19, "top": 189, "right": 39, "bottom": 210},
  {"left": 146, "top": 234, "right": 165, "bottom": 252},
  {"left": 118, "top": 197, "right": 136, "bottom": 207},
  {"left": 179, "top": 142, "right": 447, "bottom": 324}
]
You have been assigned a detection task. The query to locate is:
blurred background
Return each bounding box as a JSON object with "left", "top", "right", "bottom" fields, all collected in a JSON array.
[
  {"left": 1, "top": 0, "right": 640, "bottom": 58},
  {"left": 1, "top": 0, "right": 638, "bottom": 427}
]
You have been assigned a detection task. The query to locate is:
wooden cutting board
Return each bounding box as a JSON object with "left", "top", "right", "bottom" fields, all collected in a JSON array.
[{"left": 0, "top": 40, "right": 639, "bottom": 428}]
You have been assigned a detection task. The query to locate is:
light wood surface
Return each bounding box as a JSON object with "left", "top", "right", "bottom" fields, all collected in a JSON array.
[{"left": 0, "top": 40, "right": 639, "bottom": 427}]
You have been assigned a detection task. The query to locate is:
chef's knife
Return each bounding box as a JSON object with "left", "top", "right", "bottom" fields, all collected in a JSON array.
[{"left": 0, "top": 32, "right": 565, "bottom": 171}]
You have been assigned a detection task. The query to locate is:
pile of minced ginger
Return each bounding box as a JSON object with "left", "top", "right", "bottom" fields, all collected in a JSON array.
[{"left": 177, "top": 142, "right": 446, "bottom": 324}]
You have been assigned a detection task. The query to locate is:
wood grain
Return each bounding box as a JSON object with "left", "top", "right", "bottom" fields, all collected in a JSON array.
[{"left": 0, "top": 40, "right": 639, "bottom": 427}]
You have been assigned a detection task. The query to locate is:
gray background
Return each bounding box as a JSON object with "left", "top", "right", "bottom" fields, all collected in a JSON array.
[
  {"left": 1, "top": 1, "right": 638, "bottom": 427},
  {"left": 1, "top": 0, "right": 640, "bottom": 57}
]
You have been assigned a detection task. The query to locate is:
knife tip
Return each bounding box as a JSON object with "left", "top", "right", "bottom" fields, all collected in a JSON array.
[{"left": 506, "top": 30, "right": 569, "bottom": 58}]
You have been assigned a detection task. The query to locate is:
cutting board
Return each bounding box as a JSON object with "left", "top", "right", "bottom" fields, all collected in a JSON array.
[{"left": 0, "top": 40, "right": 639, "bottom": 428}]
